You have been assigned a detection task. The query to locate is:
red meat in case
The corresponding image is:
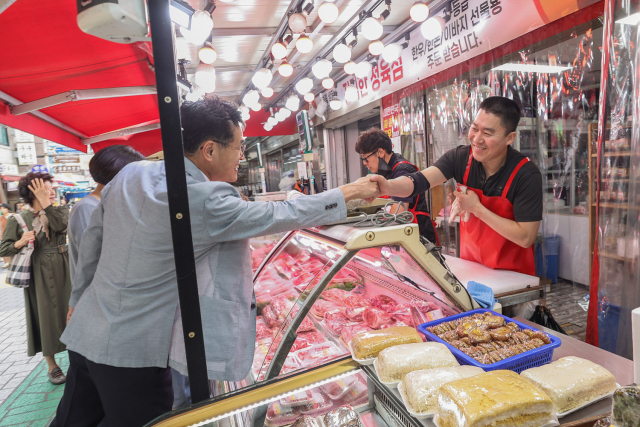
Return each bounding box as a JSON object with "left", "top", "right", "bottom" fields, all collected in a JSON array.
[
  {"left": 295, "top": 342, "right": 343, "bottom": 367},
  {"left": 342, "top": 294, "right": 370, "bottom": 309},
  {"left": 310, "top": 300, "right": 343, "bottom": 319},
  {"left": 256, "top": 320, "right": 275, "bottom": 340},
  {"left": 271, "top": 295, "right": 296, "bottom": 322},
  {"left": 321, "top": 288, "right": 352, "bottom": 304},
  {"left": 297, "top": 315, "right": 317, "bottom": 333},
  {"left": 262, "top": 305, "right": 281, "bottom": 329},
  {"left": 392, "top": 304, "right": 414, "bottom": 327},
  {"left": 340, "top": 323, "right": 372, "bottom": 345},
  {"left": 371, "top": 294, "right": 398, "bottom": 313},
  {"left": 323, "top": 311, "right": 351, "bottom": 336},
  {"left": 363, "top": 307, "right": 394, "bottom": 329},
  {"left": 345, "top": 307, "right": 366, "bottom": 322},
  {"left": 381, "top": 320, "right": 409, "bottom": 329},
  {"left": 294, "top": 331, "right": 326, "bottom": 350}
]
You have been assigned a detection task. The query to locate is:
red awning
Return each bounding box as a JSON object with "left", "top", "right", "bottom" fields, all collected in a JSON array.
[
  {"left": 2, "top": 175, "right": 22, "bottom": 182},
  {"left": 0, "top": 0, "right": 296, "bottom": 155}
]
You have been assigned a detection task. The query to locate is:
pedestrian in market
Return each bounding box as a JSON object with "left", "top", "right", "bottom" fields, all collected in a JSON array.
[
  {"left": 355, "top": 128, "right": 438, "bottom": 244},
  {"left": 51, "top": 96, "right": 379, "bottom": 427},
  {"left": 0, "top": 173, "right": 71, "bottom": 385},
  {"left": 0, "top": 203, "right": 14, "bottom": 268},
  {"left": 66, "top": 144, "right": 145, "bottom": 324},
  {"left": 371, "top": 96, "right": 543, "bottom": 275}
]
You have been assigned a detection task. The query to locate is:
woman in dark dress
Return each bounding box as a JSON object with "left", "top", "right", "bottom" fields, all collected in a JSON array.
[{"left": 0, "top": 173, "right": 71, "bottom": 384}]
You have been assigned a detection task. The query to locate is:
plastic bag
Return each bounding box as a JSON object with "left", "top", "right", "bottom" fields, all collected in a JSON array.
[
  {"left": 529, "top": 305, "right": 567, "bottom": 335},
  {"left": 371, "top": 295, "right": 398, "bottom": 313},
  {"left": 341, "top": 323, "right": 372, "bottom": 345},
  {"left": 345, "top": 306, "right": 366, "bottom": 322}
]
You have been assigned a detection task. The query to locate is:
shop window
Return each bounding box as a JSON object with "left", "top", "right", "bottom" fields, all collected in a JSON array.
[{"left": 0, "top": 126, "right": 9, "bottom": 147}]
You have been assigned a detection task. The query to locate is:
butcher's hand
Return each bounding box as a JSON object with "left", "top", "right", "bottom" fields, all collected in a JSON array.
[
  {"left": 453, "top": 188, "right": 482, "bottom": 216},
  {"left": 340, "top": 176, "right": 380, "bottom": 202},
  {"left": 368, "top": 174, "right": 391, "bottom": 197}
]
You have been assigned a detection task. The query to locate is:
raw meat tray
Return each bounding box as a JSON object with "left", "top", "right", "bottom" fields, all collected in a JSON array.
[{"left": 417, "top": 308, "right": 561, "bottom": 373}]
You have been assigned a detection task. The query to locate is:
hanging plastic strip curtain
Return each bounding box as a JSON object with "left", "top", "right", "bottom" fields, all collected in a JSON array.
[{"left": 587, "top": 0, "right": 640, "bottom": 359}]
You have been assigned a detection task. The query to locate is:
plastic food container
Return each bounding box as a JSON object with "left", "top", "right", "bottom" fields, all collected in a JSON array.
[{"left": 417, "top": 308, "right": 561, "bottom": 373}]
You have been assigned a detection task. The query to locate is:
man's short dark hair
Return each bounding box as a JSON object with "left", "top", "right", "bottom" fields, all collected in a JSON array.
[
  {"left": 180, "top": 97, "right": 244, "bottom": 154},
  {"left": 478, "top": 96, "right": 521, "bottom": 135},
  {"left": 90, "top": 145, "right": 145, "bottom": 185},
  {"left": 0, "top": 203, "right": 12, "bottom": 212},
  {"left": 355, "top": 128, "right": 393, "bottom": 155}
]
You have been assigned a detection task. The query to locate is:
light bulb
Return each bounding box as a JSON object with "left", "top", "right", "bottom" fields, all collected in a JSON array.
[
  {"left": 333, "top": 43, "right": 351, "bottom": 63},
  {"left": 264, "top": 123, "right": 273, "bottom": 131},
  {"left": 278, "top": 60, "right": 294, "bottom": 77},
  {"left": 288, "top": 13, "right": 307, "bottom": 33},
  {"left": 296, "top": 34, "right": 313, "bottom": 54},
  {"left": 239, "top": 106, "right": 251, "bottom": 121},
  {"left": 322, "top": 78, "right": 334, "bottom": 89},
  {"left": 285, "top": 94, "right": 301, "bottom": 111},
  {"left": 275, "top": 110, "right": 285, "bottom": 122},
  {"left": 195, "top": 63, "right": 216, "bottom": 93},
  {"left": 198, "top": 44, "right": 217, "bottom": 64},
  {"left": 345, "top": 85, "right": 358, "bottom": 102},
  {"left": 382, "top": 43, "right": 402, "bottom": 63},
  {"left": 280, "top": 108, "right": 292, "bottom": 118},
  {"left": 272, "top": 42, "right": 288, "bottom": 59},
  {"left": 250, "top": 102, "right": 262, "bottom": 112},
  {"left": 355, "top": 61, "right": 372, "bottom": 78},
  {"left": 421, "top": 16, "right": 445, "bottom": 40},
  {"left": 181, "top": 10, "right": 213, "bottom": 45},
  {"left": 330, "top": 97, "right": 342, "bottom": 110},
  {"left": 318, "top": 2, "right": 339, "bottom": 24},
  {"left": 315, "top": 99, "right": 328, "bottom": 116},
  {"left": 410, "top": 2, "right": 430, "bottom": 22},
  {"left": 176, "top": 38, "right": 198, "bottom": 63},
  {"left": 185, "top": 85, "right": 205, "bottom": 102},
  {"left": 312, "top": 59, "right": 333, "bottom": 79},
  {"left": 252, "top": 68, "right": 273, "bottom": 90},
  {"left": 267, "top": 117, "right": 278, "bottom": 126},
  {"left": 261, "top": 87, "right": 274, "bottom": 98},
  {"left": 296, "top": 77, "right": 314, "bottom": 95},
  {"left": 304, "top": 92, "right": 315, "bottom": 102},
  {"left": 242, "top": 90, "right": 260, "bottom": 107},
  {"left": 368, "top": 40, "right": 384, "bottom": 56},
  {"left": 361, "top": 17, "right": 383, "bottom": 40},
  {"left": 344, "top": 61, "right": 357, "bottom": 74}
]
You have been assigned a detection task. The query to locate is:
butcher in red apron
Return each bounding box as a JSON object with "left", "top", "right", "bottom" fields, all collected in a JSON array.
[
  {"left": 355, "top": 128, "right": 438, "bottom": 244},
  {"left": 368, "top": 97, "right": 542, "bottom": 276}
]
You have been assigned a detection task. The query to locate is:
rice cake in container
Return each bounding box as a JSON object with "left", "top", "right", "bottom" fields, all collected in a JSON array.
[
  {"left": 435, "top": 370, "right": 555, "bottom": 427},
  {"left": 401, "top": 366, "right": 484, "bottom": 415},
  {"left": 521, "top": 356, "right": 616, "bottom": 414},
  {"left": 377, "top": 342, "right": 459, "bottom": 383},
  {"left": 350, "top": 326, "right": 422, "bottom": 360}
]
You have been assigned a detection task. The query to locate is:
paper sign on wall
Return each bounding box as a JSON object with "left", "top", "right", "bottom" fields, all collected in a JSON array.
[
  {"left": 17, "top": 143, "right": 37, "bottom": 165},
  {"left": 297, "top": 162, "right": 308, "bottom": 180}
]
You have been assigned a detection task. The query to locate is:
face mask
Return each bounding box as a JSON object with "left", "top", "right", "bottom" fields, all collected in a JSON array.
[{"left": 377, "top": 156, "right": 391, "bottom": 178}]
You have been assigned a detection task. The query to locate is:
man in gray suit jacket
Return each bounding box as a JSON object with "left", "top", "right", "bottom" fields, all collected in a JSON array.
[{"left": 50, "top": 97, "right": 379, "bottom": 427}]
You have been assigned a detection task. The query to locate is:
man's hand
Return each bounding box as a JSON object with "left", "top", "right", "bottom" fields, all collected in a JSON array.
[
  {"left": 453, "top": 188, "right": 483, "bottom": 216},
  {"left": 339, "top": 176, "right": 380, "bottom": 202},
  {"left": 14, "top": 230, "right": 35, "bottom": 249},
  {"left": 67, "top": 307, "right": 74, "bottom": 325},
  {"left": 368, "top": 174, "right": 391, "bottom": 196}
]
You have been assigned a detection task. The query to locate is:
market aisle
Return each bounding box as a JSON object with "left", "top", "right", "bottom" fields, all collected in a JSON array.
[
  {"left": 545, "top": 281, "right": 589, "bottom": 342},
  {"left": 0, "top": 284, "right": 66, "bottom": 426}
]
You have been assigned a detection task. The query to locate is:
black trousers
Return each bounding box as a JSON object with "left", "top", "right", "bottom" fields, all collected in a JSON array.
[{"left": 50, "top": 351, "right": 173, "bottom": 427}]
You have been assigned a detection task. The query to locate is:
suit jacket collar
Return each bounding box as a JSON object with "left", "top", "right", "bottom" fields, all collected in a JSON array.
[{"left": 184, "top": 157, "right": 207, "bottom": 183}]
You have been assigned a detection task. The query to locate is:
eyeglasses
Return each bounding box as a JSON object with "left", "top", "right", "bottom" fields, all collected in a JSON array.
[
  {"left": 360, "top": 151, "right": 377, "bottom": 163},
  {"left": 209, "top": 142, "right": 246, "bottom": 154}
]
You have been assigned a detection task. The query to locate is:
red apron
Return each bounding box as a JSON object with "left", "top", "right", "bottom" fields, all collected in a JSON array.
[{"left": 459, "top": 149, "right": 535, "bottom": 276}]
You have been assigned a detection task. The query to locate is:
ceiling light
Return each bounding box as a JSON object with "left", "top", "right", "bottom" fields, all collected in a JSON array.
[
  {"left": 296, "top": 34, "right": 313, "bottom": 54},
  {"left": 382, "top": 43, "right": 402, "bottom": 63},
  {"left": 312, "top": 59, "right": 333, "bottom": 79},
  {"left": 181, "top": 10, "right": 213, "bottom": 45},
  {"left": 242, "top": 110, "right": 250, "bottom": 121},
  {"left": 280, "top": 107, "right": 292, "bottom": 118},
  {"left": 333, "top": 43, "right": 351, "bottom": 63},
  {"left": 250, "top": 102, "right": 262, "bottom": 112},
  {"left": 177, "top": 76, "right": 192, "bottom": 93},
  {"left": 286, "top": 94, "right": 301, "bottom": 111},
  {"left": 344, "top": 61, "right": 357, "bottom": 74},
  {"left": 330, "top": 97, "right": 342, "bottom": 110},
  {"left": 272, "top": 35, "right": 293, "bottom": 59},
  {"left": 361, "top": 11, "right": 389, "bottom": 41},
  {"left": 279, "top": 60, "right": 294, "bottom": 77},
  {"left": 288, "top": 13, "right": 308, "bottom": 33},
  {"left": 195, "top": 63, "right": 216, "bottom": 93},
  {"left": 345, "top": 85, "right": 358, "bottom": 102},
  {"left": 267, "top": 116, "right": 278, "bottom": 126},
  {"left": 322, "top": 78, "right": 334, "bottom": 89},
  {"left": 296, "top": 77, "right": 314, "bottom": 95},
  {"left": 355, "top": 61, "right": 372, "bottom": 78},
  {"left": 243, "top": 89, "right": 260, "bottom": 106},
  {"left": 185, "top": 85, "right": 205, "bottom": 102},
  {"left": 261, "top": 87, "right": 274, "bottom": 98},
  {"left": 239, "top": 106, "right": 250, "bottom": 121},
  {"left": 170, "top": 0, "right": 195, "bottom": 29},
  {"left": 318, "top": 2, "right": 339, "bottom": 24},
  {"left": 410, "top": 2, "right": 430, "bottom": 22},
  {"left": 315, "top": 98, "right": 328, "bottom": 116},
  {"left": 264, "top": 123, "right": 273, "bottom": 131},
  {"left": 198, "top": 44, "right": 217, "bottom": 64},
  {"left": 421, "top": 16, "right": 445, "bottom": 40},
  {"left": 252, "top": 67, "right": 273, "bottom": 89},
  {"left": 176, "top": 38, "right": 198, "bottom": 62},
  {"left": 275, "top": 110, "right": 285, "bottom": 121},
  {"left": 368, "top": 40, "right": 384, "bottom": 56},
  {"left": 304, "top": 92, "right": 315, "bottom": 102},
  {"left": 492, "top": 63, "right": 572, "bottom": 73}
]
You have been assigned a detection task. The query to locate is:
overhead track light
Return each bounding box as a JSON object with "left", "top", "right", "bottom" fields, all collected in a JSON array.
[
  {"left": 195, "top": 63, "right": 216, "bottom": 93},
  {"left": 198, "top": 43, "right": 217, "bottom": 64},
  {"left": 285, "top": 94, "right": 301, "bottom": 111},
  {"left": 330, "top": 97, "right": 342, "bottom": 110},
  {"left": 296, "top": 77, "right": 314, "bottom": 95},
  {"left": 279, "top": 59, "right": 294, "bottom": 77},
  {"left": 272, "top": 35, "right": 293, "bottom": 59},
  {"left": 368, "top": 40, "right": 384, "bottom": 56},
  {"left": 318, "top": 2, "right": 339, "bottom": 24},
  {"left": 181, "top": 9, "right": 214, "bottom": 45},
  {"left": 185, "top": 85, "right": 205, "bottom": 102},
  {"left": 252, "top": 67, "right": 273, "bottom": 90},
  {"left": 289, "top": 3, "right": 314, "bottom": 33},
  {"left": 355, "top": 61, "right": 372, "bottom": 78},
  {"left": 344, "top": 61, "right": 357, "bottom": 74},
  {"left": 280, "top": 107, "right": 292, "bottom": 118},
  {"left": 312, "top": 59, "right": 333, "bottom": 79},
  {"left": 169, "top": 0, "right": 195, "bottom": 29},
  {"left": 250, "top": 102, "right": 262, "bottom": 112},
  {"left": 203, "top": 1, "right": 216, "bottom": 14},
  {"left": 296, "top": 34, "right": 313, "bottom": 54},
  {"left": 410, "top": 1, "right": 429, "bottom": 22},
  {"left": 381, "top": 42, "right": 403, "bottom": 63},
  {"left": 261, "top": 87, "right": 274, "bottom": 98},
  {"left": 177, "top": 77, "right": 192, "bottom": 93},
  {"left": 267, "top": 116, "right": 278, "bottom": 126},
  {"left": 304, "top": 92, "right": 315, "bottom": 102},
  {"left": 421, "top": 16, "right": 445, "bottom": 40},
  {"left": 322, "top": 78, "right": 334, "bottom": 89},
  {"left": 361, "top": 10, "right": 389, "bottom": 40},
  {"left": 345, "top": 85, "right": 358, "bottom": 102},
  {"left": 333, "top": 42, "right": 352, "bottom": 63},
  {"left": 264, "top": 123, "right": 274, "bottom": 131},
  {"left": 239, "top": 105, "right": 251, "bottom": 121},
  {"left": 243, "top": 89, "right": 260, "bottom": 107}
]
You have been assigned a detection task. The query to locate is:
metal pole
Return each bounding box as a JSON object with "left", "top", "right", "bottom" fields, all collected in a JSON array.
[{"left": 147, "top": 0, "right": 210, "bottom": 403}]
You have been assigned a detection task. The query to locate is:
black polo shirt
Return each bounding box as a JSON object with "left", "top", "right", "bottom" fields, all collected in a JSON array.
[{"left": 433, "top": 145, "right": 543, "bottom": 222}]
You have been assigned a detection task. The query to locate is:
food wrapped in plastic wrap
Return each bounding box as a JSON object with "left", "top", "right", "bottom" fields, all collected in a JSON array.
[
  {"left": 435, "top": 370, "right": 555, "bottom": 427},
  {"left": 320, "top": 376, "right": 358, "bottom": 400},
  {"left": 262, "top": 305, "right": 281, "bottom": 329},
  {"left": 310, "top": 300, "right": 342, "bottom": 319},
  {"left": 345, "top": 307, "right": 366, "bottom": 322},
  {"left": 376, "top": 342, "right": 459, "bottom": 383},
  {"left": 392, "top": 304, "right": 414, "bottom": 327},
  {"left": 339, "top": 376, "right": 368, "bottom": 407},
  {"left": 300, "top": 391, "right": 334, "bottom": 416},
  {"left": 324, "top": 405, "right": 362, "bottom": 427},
  {"left": 521, "top": 356, "right": 617, "bottom": 413},
  {"left": 342, "top": 294, "right": 370, "bottom": 309},
  {"left": 281, "top": 391, "right": 314, "bottom": 409},
  {"left": 297, "top": 315, "right": 317, "bottom": 333},
  {"left": 291, "top": 415, "right": 325, "bottom": 427},
  {"left": 400, "top": 366, "right": 484, "bottom": 414},
  {"left": 266, "top": 401, "right": 301, "bottom": 426},
  {"left": 371, "top": 295, "right": 398, "bottom": 313},
  {"left": 295, "top": 342, "right": 344, "bottom": 367},
  {"left": 593, "top": 415, "right": 612, "bottom": 427},
  {"left": 321, "top": 289, "right": 352, "bottom": 304},
  {"left": 611, "top": 385, "right": 640, "bottom": 427},
  {"left": 363, "top": 307, "right": 394, "bottom": 329},
  {"left": 351, "top": 326, "right": 422, "bottom": 360},
  {"left": 256, "top": 317, "right": 275, "bottom": 340},
  {"left": 323, "top": 311, "right": 351, "bottom": 336},
  {"left": 341, "top": 323, "right": 372, "bottom": 345}
]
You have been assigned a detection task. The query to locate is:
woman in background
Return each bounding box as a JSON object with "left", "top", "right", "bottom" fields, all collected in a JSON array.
[{"left": 0, "top": 203, "right": 13, "bottom": 268}]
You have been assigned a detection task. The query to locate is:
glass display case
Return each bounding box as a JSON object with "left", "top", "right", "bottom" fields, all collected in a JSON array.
[{"left": 148, "top": 224, "right": 480, "bottom": 427}]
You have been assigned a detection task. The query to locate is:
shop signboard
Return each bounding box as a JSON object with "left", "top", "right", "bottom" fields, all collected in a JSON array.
[
  {"left": 52, "top": 164, "right": 81, "bottom": 174},
  {"left": 332, "top": 0, "right": 559, "bottom": 118},
  {"left": 45, "top": 140, "right": 83, "bottom": 155},
  {"left": 296, "top": 110, "right": 313, "bottom": 153},
  {"left": 51, "top": 155, "right": 81, "bottom": 164},
  {"left": 0, "top": 163, "right": 18, "bottom": 174},
  {"left": 17, "top": 143, "right": 37, "bottom": 165},
  {"left": 14, "top": 130, "right": 34, "bottom": 142}
]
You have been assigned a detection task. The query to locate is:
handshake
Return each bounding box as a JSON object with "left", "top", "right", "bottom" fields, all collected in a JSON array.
[{"left": 340, "top": 174, "right": 391, "bottom": 202}]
